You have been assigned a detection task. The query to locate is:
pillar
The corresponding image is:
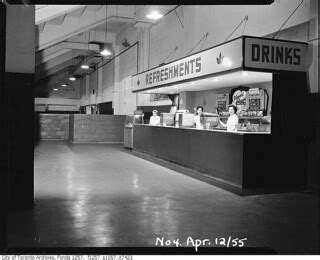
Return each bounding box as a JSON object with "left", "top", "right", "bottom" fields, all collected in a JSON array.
[
  {"left": 0, "top": 2, "right": 7, "bottom": 251},
  {"left": 5, "top": 4, "right": 35, "bottom": 209}
]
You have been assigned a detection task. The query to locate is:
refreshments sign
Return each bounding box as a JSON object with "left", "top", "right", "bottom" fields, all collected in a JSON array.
[
  {"left": 132, "top": 38, "right": 243, "bottom": 92},
  {"left": 244, "top": 37, "right": 307, "bottom": 72}
]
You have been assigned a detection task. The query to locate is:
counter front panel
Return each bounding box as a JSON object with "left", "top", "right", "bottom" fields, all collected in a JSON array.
[
  {"left": 133, "top": 125, "right": 245, "bottom": 187},
  {"left": 132, "top": 124, "right": 307, "bottom": 189}
]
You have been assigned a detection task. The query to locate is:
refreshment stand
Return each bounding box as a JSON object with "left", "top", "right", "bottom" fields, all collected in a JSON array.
[{"left": 130, "top": 36, "right": 309, "bottom": 191}]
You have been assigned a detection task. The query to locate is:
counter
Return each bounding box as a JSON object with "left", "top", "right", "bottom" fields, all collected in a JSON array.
[{"left": 132, "top": 124, "right": 307, "bottom": 189}]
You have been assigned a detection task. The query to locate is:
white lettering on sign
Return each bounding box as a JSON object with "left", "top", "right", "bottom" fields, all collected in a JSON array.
[{"left": 244, "top": 37, "right": 307, "bottom": 72}]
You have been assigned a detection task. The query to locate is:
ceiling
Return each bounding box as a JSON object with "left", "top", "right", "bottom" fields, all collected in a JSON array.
[
  {"left": 35, "top": 5, "right": 178, "bottom": 97},
  {"left": 142, "top": 71, "right": 272, "bottom": 94}
]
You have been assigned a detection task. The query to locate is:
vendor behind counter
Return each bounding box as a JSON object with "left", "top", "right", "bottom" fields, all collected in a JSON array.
[{"left": 137, "top": 105, "right": 171, "bottom": 124}]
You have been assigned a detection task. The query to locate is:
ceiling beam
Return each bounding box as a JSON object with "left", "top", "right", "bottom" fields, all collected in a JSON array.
[
  {"left": 37, "top": 5, "right": 133, "bottom": 51},
  {"left": 68, "top": 6, "right": 87, "bottom": 18},
  {"left": 46, "top": 14, "right": 67, "bottom": 25},
  {"left": 36, "top": 49, "right": 86, "bottom": 74},
  {"left": 36, "top": 41, "right": 100, "bottom": 66},
  {"left": 36, "top": 5, "right": 85, "bottom": 25},
  {"left": 36, "top": 58, "right": 83, "bottom": 81}
]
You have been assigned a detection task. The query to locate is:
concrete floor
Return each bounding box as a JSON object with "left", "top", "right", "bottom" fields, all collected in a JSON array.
[{"left": 7, "top": 141, "right": 319, "bottom": 253}]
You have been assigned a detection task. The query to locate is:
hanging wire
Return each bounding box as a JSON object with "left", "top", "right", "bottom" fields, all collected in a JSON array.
[
  {"left": 272, "top": 0, "right": 304, "bottom": 39},
  {"left": 200, "top": 32, "right": 210, "bottom": 51},
  {"left": 83, "top": 32, "right": 86, "bottom": 65},
  {"left": 94, "top": 8, "right": 97, "bottom": 42},
  {"left": 159, "top": 46, "right": 178, "bottom": 66},
  {"left": 224, "top": 15, "right": 248, "bottom": 43},
  {"left": 186, "top": 32, "right": 209, "bottom": 56},
  {"left": 86, "top": 29, "right": 90, "bottom": 68},
  {"left": 174, "top": 9, "right": 184, "bottom": 28},
  {"left": 242, "top": 15, "right": 248, "bottom": 36},
  {"left": 105, "top": 5, "right": 108, "bottom": 48}
]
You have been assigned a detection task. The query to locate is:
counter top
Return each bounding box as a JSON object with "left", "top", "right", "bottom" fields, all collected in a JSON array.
[{"left": 133, "top": 124, "right": 270, "bottom": 135}]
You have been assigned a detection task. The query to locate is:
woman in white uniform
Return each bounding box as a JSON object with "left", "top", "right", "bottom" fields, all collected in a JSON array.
[
  {"left": 149, "top": 110, "right": 160, "bottom": 125},
  {"left": 194, "top": 106, "right": 204, "bottom": 129},
  {"left": 219, "top": 105, "right": 239, "bottom": 132}
]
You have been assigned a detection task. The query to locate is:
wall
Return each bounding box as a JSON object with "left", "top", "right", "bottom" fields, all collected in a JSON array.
[
  {"left": 79, "top": 60, "right": 116, "bottom": 109},
  {"left": 35, "top": 97, "right": 80, "bottom": 112},
  {"left": 100, "top": 60, "right": 115, "bottom": 102},
  {"left": 70, "top": 114, "right": 126, "bottom": 143},
  {"left": 114, "top": 76, "right": 137, "bottom": 115},
  {"left": 39, "top": 114, "right": 69, "bottom": 140},
  {"left": 48, "top": 80, "right": 80, "bottom": 99}
]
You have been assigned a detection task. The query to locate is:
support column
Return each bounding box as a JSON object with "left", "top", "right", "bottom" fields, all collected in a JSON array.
[
  {"left": 113, "top": 45, "right": 121, "bottom": 114},
  {"left": 97, "top": 67, "right": 103, "bottom": 105},
  {"left": 0, "top": 2, "right": 7, "bottom": 251},
  {"left": 308, "top": 0, "right": 319, "bottom": 93},
  {"left": 137, "top": 28, "right": 151, "bottom": 108},
  {"left": 5, "top": 5, "right": 35, "bottom": 209}
]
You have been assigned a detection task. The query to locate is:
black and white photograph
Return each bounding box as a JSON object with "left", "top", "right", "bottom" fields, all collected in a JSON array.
[{"left": 0, "top": 0, "right": 319, "bottom": 257}]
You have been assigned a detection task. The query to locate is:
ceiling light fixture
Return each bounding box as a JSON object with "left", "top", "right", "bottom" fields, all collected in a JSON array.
[
  {"left": 69, "top": 77, "right": 76, "bottom": 81},
  {"left": 212, "top": 77, "right": 219, "bottom": 82},
  {"left": 190, "top": 82, "right": 195, "bottom": 85},
  {"left": 61, "top": 84, "right": 68, "bottom": 87},
  {"left": 81, "top": 30, "right": 90, "bottom": 70},
  {"left": 100, "top": 6, "right": 112, "bottom": 57},
  {"left": 81, "top": 64, "right": 89, "bottom": 69},
  {"left": 100, "top": 48, "right": 111, "bottom": 56},
  {"left": 146, "top": 10, "right": 163, "bottom": 20},
  {"left": 53, "top": 88, "right": 58, "bottom": 91}
]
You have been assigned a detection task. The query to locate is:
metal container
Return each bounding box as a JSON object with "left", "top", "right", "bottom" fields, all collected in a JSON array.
[
  {"left": 160, "top": 113, "right": 175, "bottom": 126},
  {"left": 179, "top": 113, "right": 195, "bottom": 127}
]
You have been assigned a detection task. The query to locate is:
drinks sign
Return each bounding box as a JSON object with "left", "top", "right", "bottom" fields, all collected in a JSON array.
[{"left": 244, "top": 37, "right": 307, "bottom": 72}]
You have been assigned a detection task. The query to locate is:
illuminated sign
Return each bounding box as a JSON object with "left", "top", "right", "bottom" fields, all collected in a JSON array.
[{"left": 132, "top": 38, "right": 243, "bottom": 92}]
